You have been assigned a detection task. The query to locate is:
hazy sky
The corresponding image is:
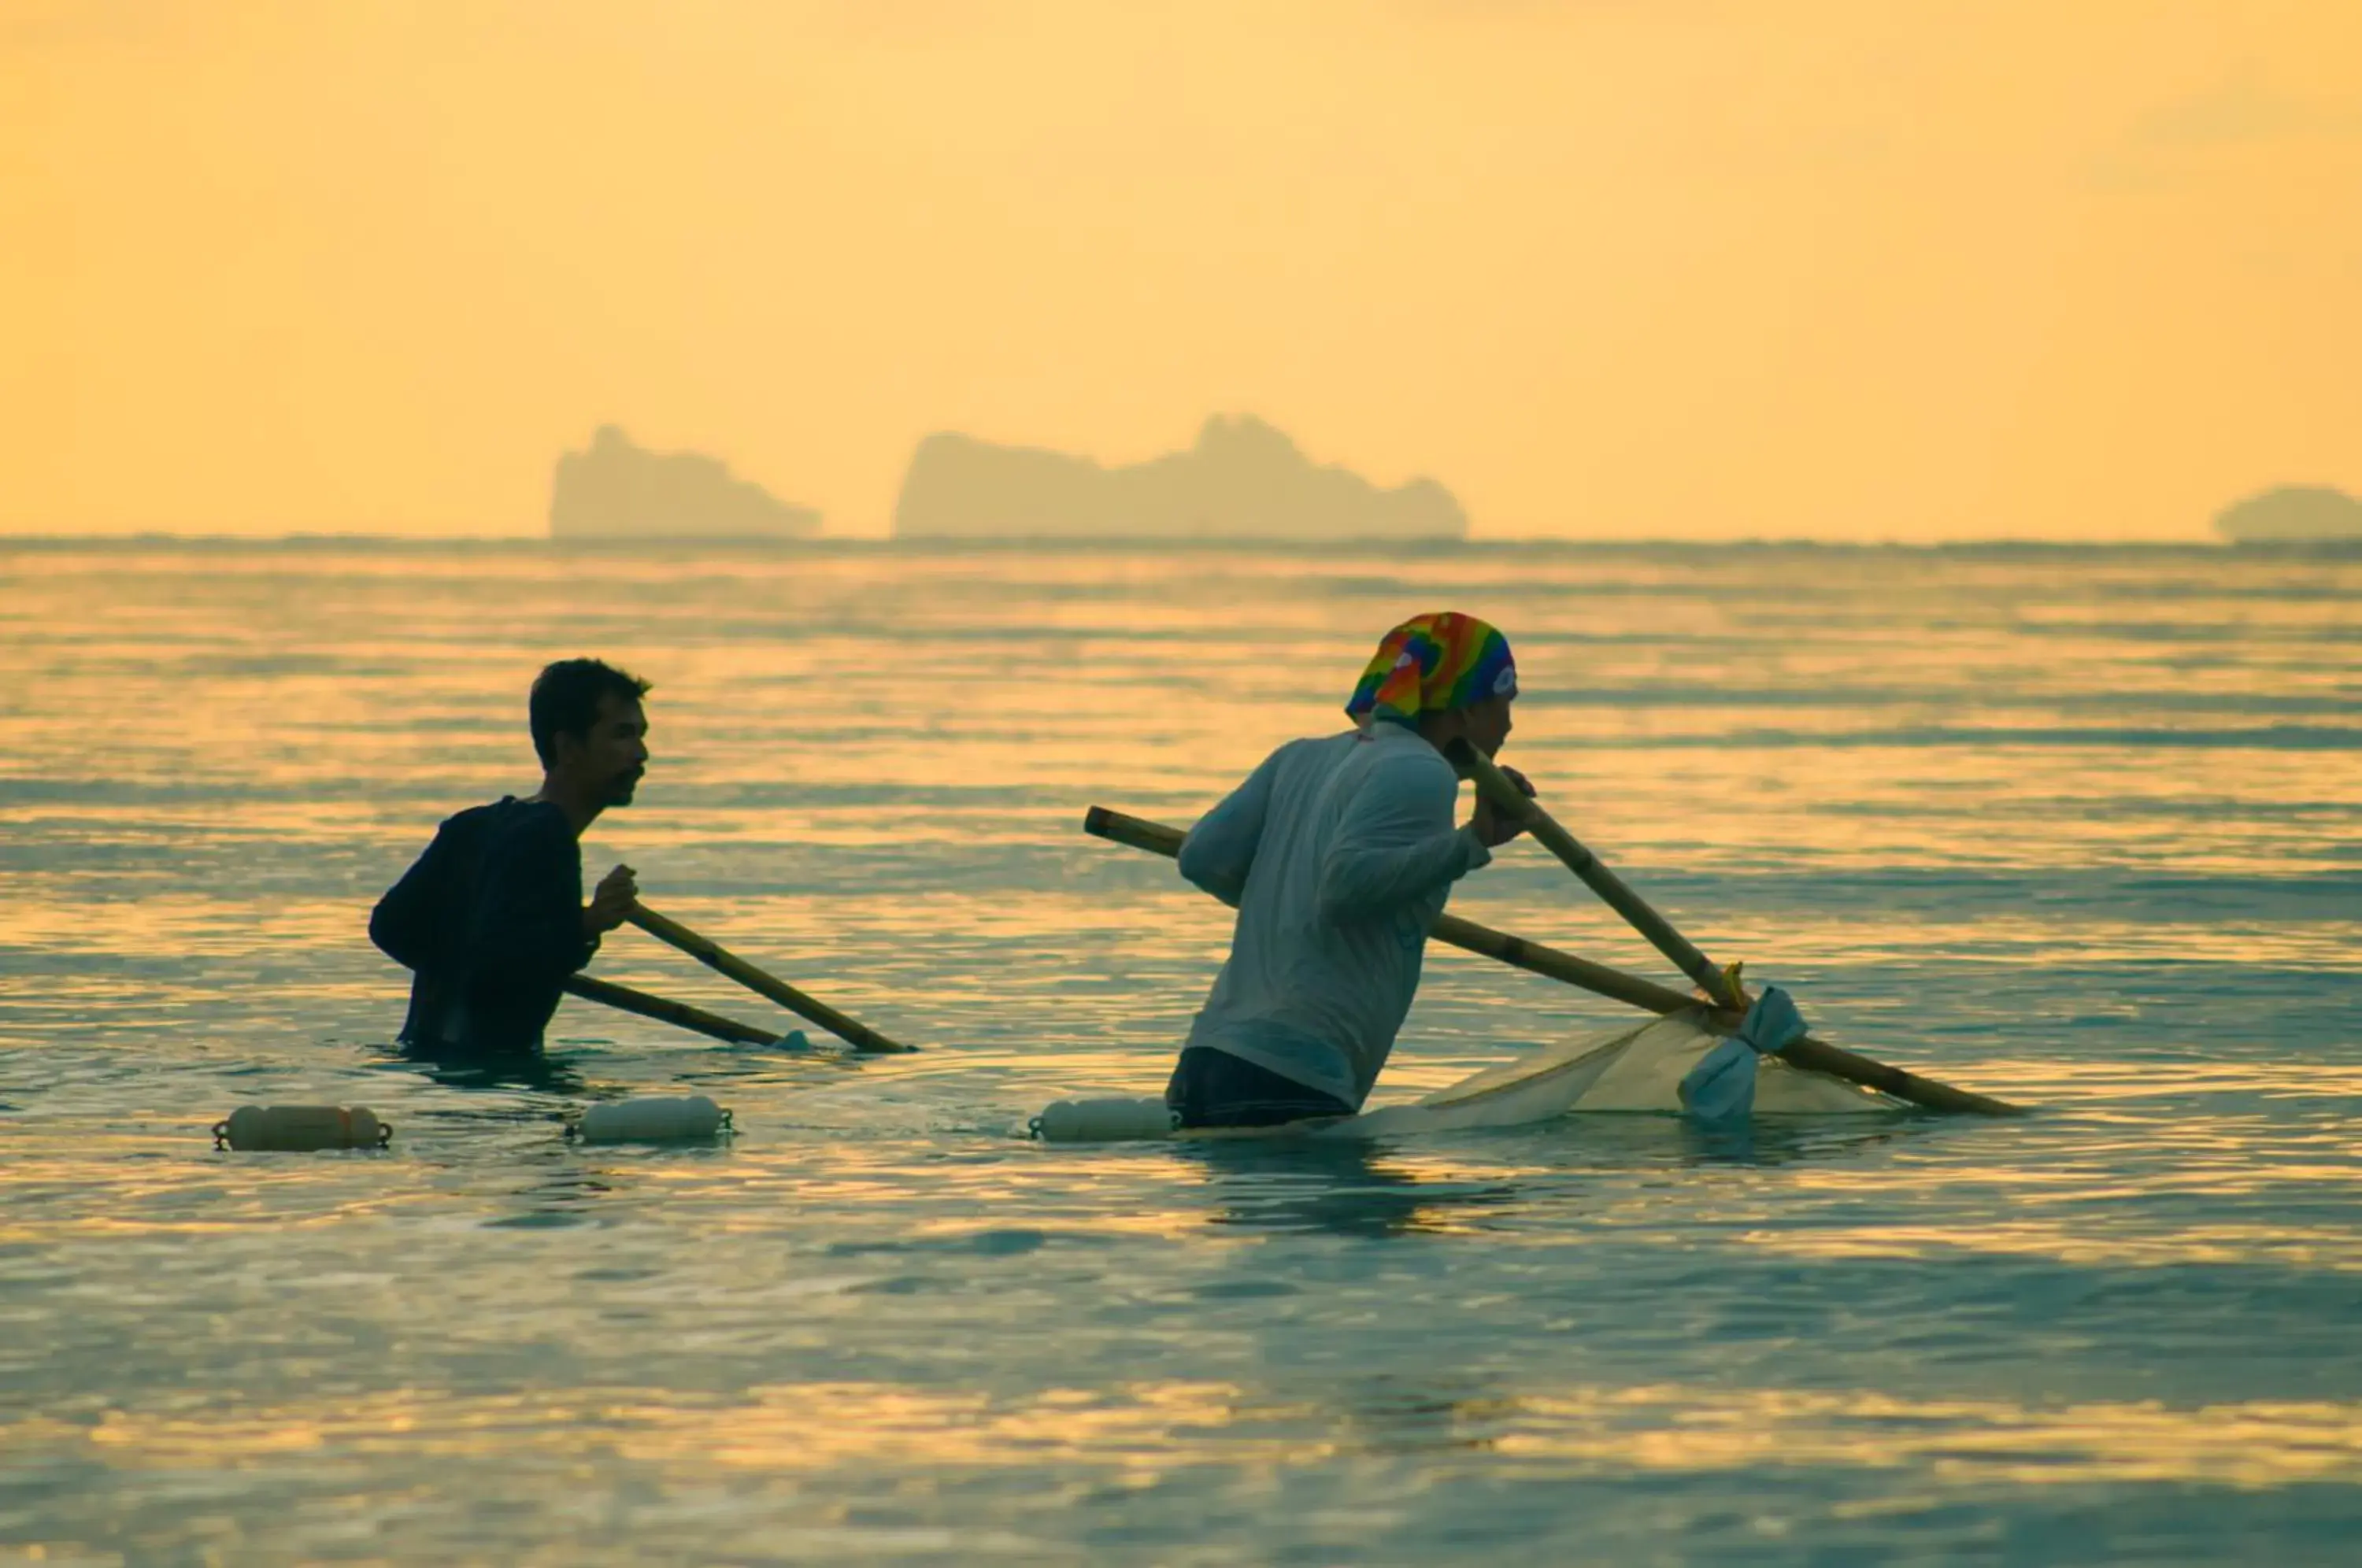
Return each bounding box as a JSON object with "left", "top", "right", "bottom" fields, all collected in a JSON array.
[{"left": 4, "top": 1, "right": 2357, "bottom": 540}]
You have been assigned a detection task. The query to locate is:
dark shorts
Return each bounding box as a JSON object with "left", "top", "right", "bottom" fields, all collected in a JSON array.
[{"left": 1164, "top": 1046, "right": 1355, "bottom": 1130}]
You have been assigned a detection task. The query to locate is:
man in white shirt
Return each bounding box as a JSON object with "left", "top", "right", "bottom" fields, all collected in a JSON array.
[{"left": 1165, "top": 612, "right": 1533, "bottom": 1129}]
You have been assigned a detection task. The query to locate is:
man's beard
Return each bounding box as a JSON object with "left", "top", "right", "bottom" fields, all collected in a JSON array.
[{"left": 606, "top": 769, "right": 643, "bottom": 806}]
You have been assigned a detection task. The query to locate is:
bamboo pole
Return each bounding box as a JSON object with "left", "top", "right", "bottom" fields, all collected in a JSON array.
[
  {"left": 562, "top": 973, "right": 789, "bottom": 1046},
  {"left": 1449, "top": 739, "right": 1745, "bottom": 1008},
  {"left": 624, "top": 904, "right": 914, "bottom": 1053},
  {"left": 1082, "top": 804, "right": 2021, "bottom": 1116}
]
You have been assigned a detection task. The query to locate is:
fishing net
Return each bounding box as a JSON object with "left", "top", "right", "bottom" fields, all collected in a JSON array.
[
  {"left": 1029, "top": 1010, "right": 1896, "bottom": 1143},
  {"left": 1335, "top": 1009, "right": 1893, "bottom": 1141}
]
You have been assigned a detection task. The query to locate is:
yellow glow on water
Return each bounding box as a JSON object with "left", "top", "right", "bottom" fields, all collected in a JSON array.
[
  {"left": 1495, "top": 1388, "right": 2362, "bottom": 1488},
  {"left": 16, "top": 1381, "right": 2362, "bottom": 1490},
  {"left": 1742, "top": 1219, "right": 2362, "bottom": 1273},
  {"left": 0, "top": 542, "right": 2355, "bottom": 1555}
]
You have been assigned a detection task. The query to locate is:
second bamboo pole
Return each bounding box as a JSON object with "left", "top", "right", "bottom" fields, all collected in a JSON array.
[{"left": 626, "top": 904, "right": 913, "bottom": 1054}]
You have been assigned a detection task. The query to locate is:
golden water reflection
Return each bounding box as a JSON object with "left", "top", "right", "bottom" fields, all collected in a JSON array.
[
  {"left": 2, "top": 542, "right": 2357, "bottom": 1551},
  {"left": 18, "top": 1379, "right": 2360, "bottom": 1490}
]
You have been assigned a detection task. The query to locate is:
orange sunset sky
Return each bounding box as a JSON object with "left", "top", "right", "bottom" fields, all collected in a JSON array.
[{"left": 3, "top": 1, "right": 2357, "bottom": 541}]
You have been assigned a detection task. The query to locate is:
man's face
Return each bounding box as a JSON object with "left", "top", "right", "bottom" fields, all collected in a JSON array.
[
  {"left": 561, "top": 694, "right": 650, "bottom": 805},
  {"left": 1461, "top": 692, "right": 1515, "bottom": 758}
]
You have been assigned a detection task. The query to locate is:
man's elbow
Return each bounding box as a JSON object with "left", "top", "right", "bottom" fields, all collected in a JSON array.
[
  {"left": 1175, "top": 833, "right": 1211, "bottom": 882},
  {"left": 1175, "top": 833, "right": 1239, "bottom": 893},
  {"left": 1177, "top": 862, "right": 1243, "bottom": 907},
  {"left": 1190, "top": 873, "right": 1247, "bottom": 909},
  {"left": 368, "top": 903, "right": 415, "bottom": 969}
]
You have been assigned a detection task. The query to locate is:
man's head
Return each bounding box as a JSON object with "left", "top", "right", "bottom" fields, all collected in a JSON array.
[
  {"left": 1344, "top": 612, "right": 1518, "bottom": 758},
  {"left": 1431, "top": 689, "right": 1515, "bottom": 760},
  {"left": 529, "top": 658, "right": 651, "bottom": 807}
]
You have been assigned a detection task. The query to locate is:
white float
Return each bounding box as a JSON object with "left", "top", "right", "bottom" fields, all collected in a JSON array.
[
  {"left": 213, "top": 1105, "right": 393, "bottom": 1152},
  {"left": 574, "top": 1095, "right": 731, "bottom": 1145},
  {"left": 1029, "top": 1096, "right": 1180, "bottom": 1143}
]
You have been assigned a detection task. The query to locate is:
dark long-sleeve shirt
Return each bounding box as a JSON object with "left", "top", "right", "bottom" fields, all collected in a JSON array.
[{"left": 369, "top": 797, "right": 598, "bottom": 1056}]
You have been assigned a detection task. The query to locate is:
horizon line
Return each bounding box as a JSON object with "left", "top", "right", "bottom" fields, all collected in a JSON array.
[{"left": 0, "top": 529, "right": 2275, "bottom": 553}]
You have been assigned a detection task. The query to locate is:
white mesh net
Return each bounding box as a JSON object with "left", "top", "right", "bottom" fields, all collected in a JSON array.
[
  {"left": 1029, "top": 1011, "right": 1897, "bottom": 1142},
  {"left": 1333, "top": 1010, "right": 1894, "bottom": 1140}
]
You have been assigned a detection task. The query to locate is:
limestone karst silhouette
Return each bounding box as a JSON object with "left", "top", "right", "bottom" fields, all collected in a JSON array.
[
  {"left": 892, "top": 414, "right": 1467, "bottom": 541},
  {"left": 2214, "top": 485, "right": 2362, "bottom": 544},
  {"left": 550, "top": 426, "right": 820, "bottom": 540}
]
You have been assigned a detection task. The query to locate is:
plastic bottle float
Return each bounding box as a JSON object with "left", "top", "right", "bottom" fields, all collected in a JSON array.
[
  {"left": 213, "top": 1105, "right": 394, "bottom": 1152},
  {"left": 1028, "top": 1096, "right": 1180, "bottom": 1143},
  {"left": 571, "top": 1095, "right": 732, "bottom": 1145}
]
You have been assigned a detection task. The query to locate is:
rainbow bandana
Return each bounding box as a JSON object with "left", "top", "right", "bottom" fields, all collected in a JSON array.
[{"left": 1345, "top": 612, "right": 1517, "bottom": 727}]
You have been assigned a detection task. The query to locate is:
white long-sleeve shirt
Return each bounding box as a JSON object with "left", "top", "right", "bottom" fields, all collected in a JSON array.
[{"left": 1175, "top": 722, "right": 1493, "bottom": 1109}]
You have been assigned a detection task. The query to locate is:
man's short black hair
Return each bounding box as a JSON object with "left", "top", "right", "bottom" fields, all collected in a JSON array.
[{"left": 529, "top": 658, "right": 651, "bottom": 767}]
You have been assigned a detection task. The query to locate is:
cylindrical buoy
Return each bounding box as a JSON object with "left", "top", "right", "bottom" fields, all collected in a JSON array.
[
  {"left": 1029, "top": 1096, "right": 1179, "bottom": 1143},
  {"left": 575, "top": 1095, "right": 730, "bottom": 1145},
  {"left": 214, "top": 1105, "right": 393, "bottom": 1152}
]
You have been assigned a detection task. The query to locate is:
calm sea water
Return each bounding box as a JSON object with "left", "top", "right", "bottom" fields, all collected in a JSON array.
[{"left": 1, "top": 540, "right": 2357, "bottom": 1564}]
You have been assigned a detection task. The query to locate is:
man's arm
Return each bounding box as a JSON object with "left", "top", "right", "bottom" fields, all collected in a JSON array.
[
  {"left": 465, "top": 816, "right": 600, "bottom": 986},
  {"left": 1177, "top": 747, "right": 1286, "bottom": 908},
  {"left": 1316, "top": 753, "right": 1490, "bottom": 921},
  {"left": 368, "top": 826, "right": 452, "bottom": 971}
]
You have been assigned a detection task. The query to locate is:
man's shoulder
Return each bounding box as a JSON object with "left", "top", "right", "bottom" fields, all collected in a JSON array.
[
  {"left": 435, "top": 795, "right": 531, "bottom": 834},
  {"left": 1338, "top": 729, "right": 1460, "bottom": 815},
  {"left": 447, "top": 797, "right": 572, "bottom": 853},
  {"left": 494, "top": 797, "right": 573, "bottom": 840},
  {"left": 1271, "top": 729, "right": 1367, "bottom": 770},
  {"left": 437, "top": 799, "right": 508, "bottom": 832},
  {"left": 1358, "top": 726, "right": 1456, "bottom": 780}
]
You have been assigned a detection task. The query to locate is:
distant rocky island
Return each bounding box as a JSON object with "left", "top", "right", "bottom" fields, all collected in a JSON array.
[
  {"left": 891, "top": 415, "right": 1468, "bottom": 542},
  {"left": 550, "top": 426, "right": 820, "bottom": 541},
  {"left": 2214, "top": 485, "right": 2362, "bottom": 545}
]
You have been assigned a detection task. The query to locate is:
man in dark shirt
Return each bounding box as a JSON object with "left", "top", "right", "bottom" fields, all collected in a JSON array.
[{"left": 371, "top": 658, "right": 650, "bottom": 1056}]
